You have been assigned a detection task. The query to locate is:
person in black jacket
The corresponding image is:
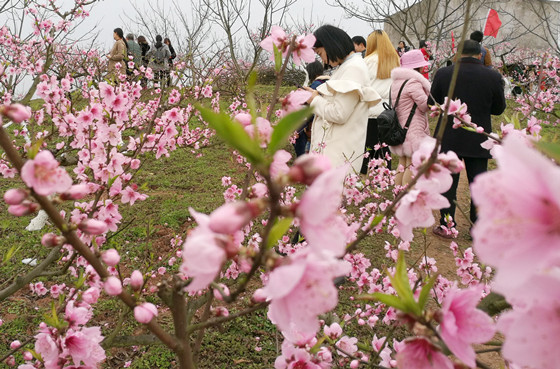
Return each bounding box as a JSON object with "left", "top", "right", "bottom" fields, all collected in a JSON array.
[
  {"left": 164, "top": 37, "right": 177, "bottom": 87},
  {"left": 137, "top": 35, "right": 150, "bottom": 88},
  {"left": 429, "top": 40, "right": 506, "bottom": 238}
]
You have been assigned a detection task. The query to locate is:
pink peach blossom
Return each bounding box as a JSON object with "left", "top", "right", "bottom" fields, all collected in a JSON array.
[
  {"left": 439, "top": 286, "right": 495, "bottom": 367},
  {"left": 498, "top": 303, "right": 560, "bottom": 369},
  {"left": 280, "top": 90, "right": 312, "bottom": 116},
  {"left": 260, "top": 26, "right": 289, "bottom": 57},
  {"left": 181, "top": 209, "right": 227, "bottom": 292},
  {"left": 63, "top": 326, "right": 106, "bottom": 367},
  {"left": 396, "top": 338, "right": 453, "bottom": 369},
  {"left": 471, "top": 134, "right": 560, "bottom": 299},
  {"left": 394, "top": 185, "right": 450, "bottom": 242},
  {"left": 262, "top": 249, "right": 350, "bottom": 342},
  {"left": 323, "top": 322, "right": 342, "bottom": 340},
  {"left": 81, "top": 287, "right": 100, "bottom": 304},
  {"left": 296, "top": 166, "right": 349, "bottom": 257},
  {"left": 292, "top": 34, "right": 316, "bottom": 65},
  {"left": 21, "top": 150, "right": 73, "bottom": 196}
]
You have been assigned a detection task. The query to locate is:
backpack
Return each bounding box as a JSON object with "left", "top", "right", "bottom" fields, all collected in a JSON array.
[
  {"left": 153, "top": 46, "right": 166, "bottom": 65},
  {"left": 377, "top": 79, "right": 418, "bottom": 146}
]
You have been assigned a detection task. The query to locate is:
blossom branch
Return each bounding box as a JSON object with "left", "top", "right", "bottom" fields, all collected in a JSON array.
[
  {"left": 265, "top": 37, "right": 295, "bottom": 121},
  {"left": 0, "top": 124, "right": 179, "bottom": 351}
]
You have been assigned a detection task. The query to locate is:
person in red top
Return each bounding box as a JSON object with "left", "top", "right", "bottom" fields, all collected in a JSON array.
[{"left": 418, "top": 40, "right": 433, "bottom": 80}]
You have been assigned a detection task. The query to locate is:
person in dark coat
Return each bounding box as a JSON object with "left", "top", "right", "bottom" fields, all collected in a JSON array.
[
  {"left": 137, "top": 35, "right": 150, "bottom": 88},
  {"left": 429, "top": 39, "right": 506, "bottom": 238},
  {"left": 164, "top": 37, "right": 177, "bottom": 87}
]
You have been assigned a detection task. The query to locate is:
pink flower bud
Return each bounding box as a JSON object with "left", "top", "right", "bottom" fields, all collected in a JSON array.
[
  {"left": 252, "top": 288, "right": 267, "bottom": 303},
  {"left": 82, "top": 286, "right": 100, "bottom": 304},
  {"left": 249, "top": 183, "right": 268, "bottom": 198},
  {"left": 0, "top": 103, "right": 32, "bottom": 123},
  {"left": 8, "top": 201, "right": 38, "bottom": 216},
  {"left": 209, "top": 201, "right": 261, "bottom": 234},
  {"left": 130, "top": 270, "right": 143, "bottom": 290},
  {"left": 41, "top": 233, "right": 63, "bottom": 248},
  {"left": 104, "top": 276, "right": 122, "bottom": 296},
  {"left": 4, "top": 188, "right": 28, "bottom": 205},
  {"left": 213, "top": 283, "right": 230, "bottom": 301},
  {"left": 78, "top": 219, "right": 108, "bottom": 235},
  {"left": 101, "top": 249, "right": 120, "bottom": 266},
  {"left": 60, "top": 184, "right": 90, "bottom": 200},
  {"left": 23, "top": 351, "right": 33, "bottom": 361},
  {"left": 5, "top": 355, "right": 15, "bottom": 367},
  {"left": 233, "top": 112, "right": 252, "bottom": 126},
  {"left": 9, "top": 340, "right": 21, "bottom": 349},
  {"left": 288, "top": 154, "right": 332, "bottom": 185},
  {"left": 134, "top": 302, "right": 158, "bottom": 324}
]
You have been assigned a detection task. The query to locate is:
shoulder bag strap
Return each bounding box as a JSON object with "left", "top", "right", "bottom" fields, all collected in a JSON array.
[
  {"left": 393, "top": 79, "right": 410, "bottom": 109},
  {"left": 404, "top": 103, "right": 418, "bottom": 130}
]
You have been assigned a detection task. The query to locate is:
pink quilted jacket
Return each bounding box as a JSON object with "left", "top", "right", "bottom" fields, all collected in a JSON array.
[{"left": 388, "top": 67, "right": 432, "bottom": 157}]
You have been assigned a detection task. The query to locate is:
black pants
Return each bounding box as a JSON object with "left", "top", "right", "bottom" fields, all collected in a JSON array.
[
  {"left": 440, "top": 156, "right": 488, "bottom": 225},
  {"left": 361, "top": 118, "right": 391, "bottom": 174}
]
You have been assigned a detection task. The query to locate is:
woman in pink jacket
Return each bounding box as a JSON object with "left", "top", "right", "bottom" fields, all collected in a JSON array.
[{"left": 390, "top": 49, "right": 432, "bottom": 186}]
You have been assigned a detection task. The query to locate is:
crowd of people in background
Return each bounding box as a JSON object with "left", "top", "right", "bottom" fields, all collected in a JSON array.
[
  {"left": 106, "top": 24, "right": 509, "bottom": 240},
  {"left": 106, "top": 28, "right": 176, "bottom": 87},
  {"left": 289, "top": 25, "right": 506, "bottom": 240}
]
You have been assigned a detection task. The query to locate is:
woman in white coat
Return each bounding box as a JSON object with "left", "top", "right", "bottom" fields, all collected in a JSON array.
[
  {"left": 361, "top": 30, "right": 401, "bottom": 174},
  {"left": 306, "top": 25, "right": 381, "bottom": 173}
]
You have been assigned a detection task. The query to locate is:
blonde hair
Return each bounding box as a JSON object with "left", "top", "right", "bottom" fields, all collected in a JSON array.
[{"left": 365, "top": 30, "right": 400, "bottom": 79}]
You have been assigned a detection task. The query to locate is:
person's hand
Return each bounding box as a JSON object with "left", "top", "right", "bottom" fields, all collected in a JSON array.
[{"left": 306, "top": 90, "right": 320, "bottom": 104}]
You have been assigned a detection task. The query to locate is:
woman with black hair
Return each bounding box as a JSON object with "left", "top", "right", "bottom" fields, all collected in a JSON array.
[
  {"left": 137, "top": 35, "right": 150, "bottom": 88},
  {"left": 396, "top": 40, "right": 410, "bottom": 57},
  {"left": 163, "top": 37, "right": 177, "bottom": 87},
  {"left": 146, "top": 35, "right": 171, "bottom": 87},
  {"left": 107, "top": 28, "right": 127, "bottom": 81},
  {"left": 305, "top": 25, "right": 381, "bottom": 173}
]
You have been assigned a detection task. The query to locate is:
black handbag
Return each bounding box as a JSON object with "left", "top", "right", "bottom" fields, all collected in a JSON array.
[{"left": 377, "top": 79, "right": 418, "bottom": 146}]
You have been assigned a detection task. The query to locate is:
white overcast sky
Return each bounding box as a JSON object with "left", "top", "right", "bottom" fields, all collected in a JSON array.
[{"left": 83, "top": 0, "right": 372, "bottom": 51}]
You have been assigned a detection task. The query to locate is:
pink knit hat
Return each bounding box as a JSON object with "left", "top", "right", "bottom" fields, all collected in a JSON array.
[{"left": 400, "top": 49, "right": 430, "bottom": 69}]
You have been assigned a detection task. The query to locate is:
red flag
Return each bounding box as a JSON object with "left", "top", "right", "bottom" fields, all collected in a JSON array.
[
  {"left": 451, "top": 31, "right": 456, "bottom": 53},
  {"left": 484, "top": 9, "right": 502, "bottom": 38}
]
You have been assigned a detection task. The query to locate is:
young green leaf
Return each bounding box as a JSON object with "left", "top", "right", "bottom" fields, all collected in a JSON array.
[
  {"left": 2, "top": 244, "right": 20, "bottom": 263},
  {"left": 197, "top": 106, "right": 265, "bottom": 165},
  {"left": 273, "top": 43, "right": 283, "bottom": 73},
  {"left": 359, "top": 292, "right": 409, "bottom": 312},
  {"left": 27, "top": 138, "right": 44, "bottom": 159},
  {"left": 266, "top": 217, "right": 293, "bottom": 249},
  {"left": 267, "top": 107, "right": 313, "bottom": 154},
  {"left": 418, "top": 274, "right": 437, "bottom": 311}
]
